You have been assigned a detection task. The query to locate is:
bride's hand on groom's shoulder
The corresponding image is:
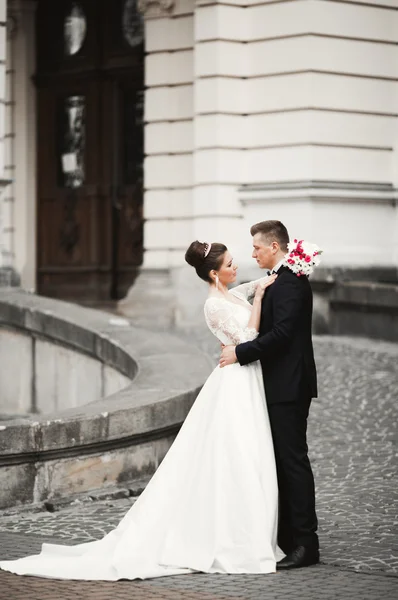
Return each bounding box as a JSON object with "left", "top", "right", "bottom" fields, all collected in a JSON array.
[{"left": 254, "top": 274, "right": 277, "bottom": 301}]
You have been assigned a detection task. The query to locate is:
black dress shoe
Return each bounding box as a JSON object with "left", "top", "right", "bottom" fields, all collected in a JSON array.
[{"left": 277, "top": 546, "right": 320, "bottom": 570}]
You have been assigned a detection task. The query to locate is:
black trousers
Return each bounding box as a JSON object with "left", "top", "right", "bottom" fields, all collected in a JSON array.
[{"left": 267, "top": 398, "right": 319, "bottom": 552}]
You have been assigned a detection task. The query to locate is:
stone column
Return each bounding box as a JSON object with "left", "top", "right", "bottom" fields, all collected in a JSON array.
[
  {"left": 4, "top": 0, "right": 37, "bottom": 290},
  {"left": 193, "top": 0, "right": 247, "bottom": 256},
  {"left": 0, "top": 0, "right": 13, "bottom": 285},
  {"left": 137, "top": 0, "right": 194, "bottom": 271},
  {"left": 119, "top": 0, "right": 197, "bottom": 327}
]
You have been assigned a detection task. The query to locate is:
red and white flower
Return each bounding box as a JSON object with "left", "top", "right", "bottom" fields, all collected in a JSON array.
[{"left": 283, "top": 239, "right": 322, "bottom": 277}]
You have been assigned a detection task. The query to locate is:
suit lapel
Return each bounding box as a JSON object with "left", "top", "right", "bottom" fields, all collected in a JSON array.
[{"left": 261, "top": 265, "right": 291, "bottom": 325}]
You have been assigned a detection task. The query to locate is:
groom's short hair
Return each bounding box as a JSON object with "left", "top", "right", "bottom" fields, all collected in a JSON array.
[{"left": 250, "top": 220, "right": 289, "bottom": 251}]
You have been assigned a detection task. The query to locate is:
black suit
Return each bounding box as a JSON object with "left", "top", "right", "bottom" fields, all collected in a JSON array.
[{"left": 236, "top": 266, "right": 319, "bottom": 551}]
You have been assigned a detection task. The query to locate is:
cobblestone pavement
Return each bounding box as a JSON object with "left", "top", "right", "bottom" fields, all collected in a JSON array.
[
  {"left": 0, "top": 335, "right": 397, "bottom": 599},
  {"left": 1, "top": 532, "right": 398, "bottom": 600}
]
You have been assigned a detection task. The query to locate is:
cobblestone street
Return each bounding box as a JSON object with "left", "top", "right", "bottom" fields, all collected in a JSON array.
[{"left": 0, "top": 335, "right": 397, "bottom": 599}]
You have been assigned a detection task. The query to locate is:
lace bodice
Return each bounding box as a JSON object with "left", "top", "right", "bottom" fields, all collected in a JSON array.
[{"left": 204, "top": 277, "right": 267, "bottom": 346}]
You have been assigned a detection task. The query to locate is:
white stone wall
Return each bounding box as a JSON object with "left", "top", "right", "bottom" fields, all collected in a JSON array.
[
  {"left": 240, "top": 0, "right": 398, "bottom": 270},
  {"left": 140, "top": 0, "right": 398, "bottom": 279},
  {"left": 196, "top": 0, "right": 398, "bottom": 270},
  {"left": 144, "top": 0, "right": 196, "bottom": 269}
]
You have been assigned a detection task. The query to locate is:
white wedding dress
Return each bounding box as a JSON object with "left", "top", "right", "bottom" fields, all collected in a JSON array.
[{"left": 0, "top": 280, "right": 283, "bottom": 580}]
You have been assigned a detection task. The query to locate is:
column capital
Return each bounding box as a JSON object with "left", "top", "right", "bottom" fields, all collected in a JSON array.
[{"left": 137, "top": 0, "right": 175, "bottom": 18}]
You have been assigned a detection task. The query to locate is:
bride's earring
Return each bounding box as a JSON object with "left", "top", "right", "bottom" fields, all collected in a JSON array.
[{"left": 215, "top": 274, "right": 219, "bottom": 290}]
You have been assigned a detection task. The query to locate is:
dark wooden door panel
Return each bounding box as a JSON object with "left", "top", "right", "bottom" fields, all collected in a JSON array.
[
  {"left": 39, "top": 191, "right": 101, "bottom": 265},
  {"left": 36, "top": 0, "right": 144, "bottom": 300}
]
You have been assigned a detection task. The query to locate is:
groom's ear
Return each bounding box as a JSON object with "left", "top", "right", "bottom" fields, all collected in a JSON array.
[{"left": 271, "top": 241, "right": 279, "bottom": 253}]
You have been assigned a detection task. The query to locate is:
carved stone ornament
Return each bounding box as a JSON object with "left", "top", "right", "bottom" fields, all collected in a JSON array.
[{"left": 137, "top": 0, "right": 175, "bottom": 18}]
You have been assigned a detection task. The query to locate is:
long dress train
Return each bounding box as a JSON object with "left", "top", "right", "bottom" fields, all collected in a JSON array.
[{"left": 0, "top": 279, "right": 284, "bottom": 580}]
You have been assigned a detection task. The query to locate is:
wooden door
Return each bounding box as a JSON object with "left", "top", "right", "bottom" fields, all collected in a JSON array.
[{"left": 36, "top": 0, "right": 144, "bottom": 300}]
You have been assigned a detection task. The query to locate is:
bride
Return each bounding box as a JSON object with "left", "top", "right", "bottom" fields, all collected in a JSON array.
[{"left": 0, "top": 240, "right": 284, "bottom": 581}]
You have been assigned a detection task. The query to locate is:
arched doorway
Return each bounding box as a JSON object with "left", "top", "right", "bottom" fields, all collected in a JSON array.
[{"left": 36, "top": 0, "right": 144, "bottom": 301}]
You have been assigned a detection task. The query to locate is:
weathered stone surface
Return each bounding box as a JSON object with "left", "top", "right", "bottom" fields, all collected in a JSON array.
[
  {"left": 0, "top": 463, "right": 37, "bottom": 509},
  {"left": 0, "top": 328, "right": 32, "bottom": 415}
]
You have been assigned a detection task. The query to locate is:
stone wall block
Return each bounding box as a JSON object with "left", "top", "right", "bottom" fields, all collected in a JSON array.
[
  {"left": 195, "top": 4, "right": 247, "bottom": 41},
  {"left": 145, "top": 154, "right": 193, "bottom": 188},
  {"left": 146, "top": 14, "right": 193, "bottom": 51},
  {"left": 146, "top": 121, "right": 193, "bottom": 154},
  {"left": 0, "top": 328, "right": 32, "bottom": 415},
  {"left": 146, "top": 50, "right": 193, "bottom": 86},
  {"left": 144, "top": 189, "right": 193, "bottom": 220},
  {"left": 195, "top": 41, "right": 247, "bottom": 78},
  {"left": 195, "top": 78, "right": 244, "bottom": 114},
  {"left": 195, "top": 114, "right": 246, "bottom": 149},
  {"left": 0, "top": 463, "right": 37, "bottom": 509},
  {"left": 145, "top": 85, "right": 193, "bottom": 121}
]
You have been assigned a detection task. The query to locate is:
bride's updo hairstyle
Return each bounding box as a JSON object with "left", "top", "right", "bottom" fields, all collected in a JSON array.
[{"left": 185, "top": 241, "right": 227, "bottom": 283}]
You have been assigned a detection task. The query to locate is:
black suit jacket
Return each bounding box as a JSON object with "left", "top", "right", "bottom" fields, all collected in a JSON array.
[{"left": 235, "top": 266, "right": 317, "bottom": 405}]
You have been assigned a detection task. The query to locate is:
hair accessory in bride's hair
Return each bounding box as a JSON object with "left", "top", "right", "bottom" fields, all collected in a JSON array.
[{"left": 199, "top": 241, "right": 212, "bottom": 258}]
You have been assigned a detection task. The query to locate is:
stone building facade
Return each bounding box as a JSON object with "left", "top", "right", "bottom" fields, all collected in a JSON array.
[{"left": 0, "top": 0, "right": 397, "bottom": 332}]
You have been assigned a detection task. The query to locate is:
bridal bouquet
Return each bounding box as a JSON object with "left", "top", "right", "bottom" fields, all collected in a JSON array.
[{"left": 283, "top": 239, "right": 322, "bottom": 277}]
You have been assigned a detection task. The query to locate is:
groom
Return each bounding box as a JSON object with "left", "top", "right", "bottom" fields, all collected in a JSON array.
[{"left": 220, "top": 220, "right": 319, "bottom": 569}]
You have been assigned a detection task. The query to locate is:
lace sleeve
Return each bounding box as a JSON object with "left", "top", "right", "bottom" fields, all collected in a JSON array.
[
  {"left": 204, "top": 298, "right": 258, "bottom": 345},
  {"left": 230, "top": 276, "right": 269, "bottom": 301}
]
